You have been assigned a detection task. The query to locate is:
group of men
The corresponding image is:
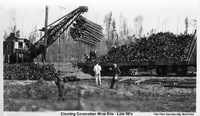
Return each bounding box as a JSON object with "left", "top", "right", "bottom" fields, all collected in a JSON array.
[{"left": 93, "top": 62, "right": 121, "bottom": 89}]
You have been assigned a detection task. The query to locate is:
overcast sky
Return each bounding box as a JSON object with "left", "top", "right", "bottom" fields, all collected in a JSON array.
[{"left": 0, "top": 0, "right": 199, "bottom": 39}]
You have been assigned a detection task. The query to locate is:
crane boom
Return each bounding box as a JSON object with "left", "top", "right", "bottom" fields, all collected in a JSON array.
[
  {"left": 27, "top": 6, "right": 88, "bottom": 59},
  {"left": 186, "top": 30, "right": 197, "bottom": 63}
]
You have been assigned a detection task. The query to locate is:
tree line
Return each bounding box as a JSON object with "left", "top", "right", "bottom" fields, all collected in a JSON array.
[{"left": 3, "top": 10, "right": 193, "bottom": 63}]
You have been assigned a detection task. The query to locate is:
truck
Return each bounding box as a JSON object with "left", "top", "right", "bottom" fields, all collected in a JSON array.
[{"left": 77, "top": 30, "right": 197, "bottom": 76}]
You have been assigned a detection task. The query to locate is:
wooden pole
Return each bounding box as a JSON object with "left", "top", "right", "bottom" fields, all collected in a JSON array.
[
  {"left": 22, "top": 54, "right": 24, "bottom": 63},
  {"left": 16, "top": 53, "right": 18, "bottom": 63},
  {"left": 44, "top": 5, "right": 48, "bottom": 63}
]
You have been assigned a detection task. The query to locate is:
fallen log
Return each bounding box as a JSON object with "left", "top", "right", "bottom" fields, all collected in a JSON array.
[
  {"left": 163, "top": 84, "right": 196, "bottom": 88},
  {"left": 177, "top": 81, "right": 196, "bottom": 84},
  {"left": 118, "top": 78, "right": 132, "bottom": 82},
  {"left": 134, "top": 78, "right": 151, "bottom": 84},
  {"left": 160, "top": 80, "right": 180, "bottom": 84},
  {"left": 143, "top": 82, "right": 162, "bottom": 84}
]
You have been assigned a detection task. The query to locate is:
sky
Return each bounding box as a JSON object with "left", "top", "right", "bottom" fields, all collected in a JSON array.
[{"left": 0, "top": 0, "right": 199, "bottom": 40}]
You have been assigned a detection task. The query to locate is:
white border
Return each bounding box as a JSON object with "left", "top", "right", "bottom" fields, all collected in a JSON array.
[{"left": 1, "top": 0, "right": 200, "bottom": 116}]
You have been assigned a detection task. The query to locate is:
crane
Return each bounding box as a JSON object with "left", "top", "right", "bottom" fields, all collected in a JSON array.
[
  {"left": 186, "top": 29, "right": 197, "bottom": 65},
  {"left": 27, "top": 6, "right": 88, "bottom": 60}
]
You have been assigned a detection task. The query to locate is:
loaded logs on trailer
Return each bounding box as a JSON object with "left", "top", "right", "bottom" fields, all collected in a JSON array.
[
  {"left": 77, "top": 31, "right": 196, "bottom": 76},
  {"left": 69, "top": 15, "right": 103, "bottom": 46},
  {"left": 99, "top": 32, "right": 194, "bottom": 63}
]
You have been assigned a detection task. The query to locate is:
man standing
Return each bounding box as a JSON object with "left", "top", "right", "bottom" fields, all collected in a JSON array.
[
  {"left": 93, "top": 62, "right": 102, "bottom": 85},
  {"left": 55, "top": 70, "right": 66, "bottom": 101},
  {"left": 110, "top": 63, "right": 121, "bottom": 89}
]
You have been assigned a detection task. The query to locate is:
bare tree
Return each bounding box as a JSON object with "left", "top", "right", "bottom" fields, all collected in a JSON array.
[
  {"left": 104, "top": 12, "right": 112, "bottom": 40},
  {"left": 184, "top": 17, "right": 188, "bottom": 34},
  {"left": 162, "top": 19, "right": 169, "bottom": 32},
  {"left": 134, "top": 15, "right": 143, "bottom": 37},
  {"left": 122, "top": 19, "right": 128, "bottom": 37},
  {"left": 9, "top": 10, "right": 16, "bottom": 31},
  {"left": 5, "top": 9, "right": 21, "bottom": 37},
  {"left": 189, "top": 19, "right": 197, "bottom": 31},
  {"left": 28, "top": 26, "right": 38, "bottom": 44},
  {"left": 119, "top": 14, "right": 124, "bottom": 38},
  {"left": 111, "top": 19, "right": 117, "bottom": 40},
  {"left": 3, "top": 31, "right": 8, "bottom": 40}
]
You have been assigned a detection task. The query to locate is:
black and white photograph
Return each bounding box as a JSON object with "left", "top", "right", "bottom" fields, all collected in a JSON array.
[{"left": 0, "top": 0, "right": 199, "bottom": 115}]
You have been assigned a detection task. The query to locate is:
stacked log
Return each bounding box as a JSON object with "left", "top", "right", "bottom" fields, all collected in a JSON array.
[
  {"left": 99, "top": 32, "right": 194, "bottom": 62},
  {"left": 4, "top": 64, "right": 56, "bottom": 80},
  {"left": 70, "top": 15, "right": 103, "bottom": 46}
]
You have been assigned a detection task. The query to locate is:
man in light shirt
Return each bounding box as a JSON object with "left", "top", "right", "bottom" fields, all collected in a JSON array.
[{"left": 93, "top": 62, "right": 102, "bottom": 85}]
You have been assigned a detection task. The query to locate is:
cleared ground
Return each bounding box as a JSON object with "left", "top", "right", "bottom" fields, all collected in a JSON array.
[
  {"left": 4, "top": 62, "right": 196, "bottom": 112},
  {"left": 4, "top": 77, "right": 196, "bottom": 112}
]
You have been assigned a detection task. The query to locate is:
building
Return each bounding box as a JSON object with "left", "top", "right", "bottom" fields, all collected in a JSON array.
[{"left": 3, "top": 33, "right": 32, "bottom": 63}]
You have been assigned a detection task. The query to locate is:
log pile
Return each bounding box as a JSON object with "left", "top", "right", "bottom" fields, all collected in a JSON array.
[
  {"left": 4, "top": 64, "right": 56, "bottom": 80},
  {"left": 70, "top": 15, "right": 103, "bottom": 46},
  {"left": 99, "top": 32, "right": 194, "bottom": 62}
]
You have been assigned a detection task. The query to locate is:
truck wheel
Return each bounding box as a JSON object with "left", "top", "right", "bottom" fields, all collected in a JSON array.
[
  {"left": 174, "top": 67, "right": 187, "bottom": 76},
  {"left": 156, "top": 67, "right": 167, "bottom": 75},
  {"left": 82, "top": 66, "right": 89, "bottom": 74},
  {"left": 120, "top": 67, "right": 127, "bottom": 76},
  {"left": 89, "top": 67, "right": 95, "bottom": 76}
]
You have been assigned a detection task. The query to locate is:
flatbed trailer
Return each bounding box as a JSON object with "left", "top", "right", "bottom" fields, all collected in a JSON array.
[
  {"left": 77, "top": 60, "right": 195, "bottom": 76},
  {"left": 77, "top": 30, "right": 197, "bottom": 76}
]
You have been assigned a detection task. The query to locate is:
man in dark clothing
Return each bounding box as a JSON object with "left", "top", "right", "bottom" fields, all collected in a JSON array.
[
  {"left": 110, "top": 63, "right": 121, "bottom": 89},
  {"left": 55, "top": 70, "right": 67, "bottom": 101}
]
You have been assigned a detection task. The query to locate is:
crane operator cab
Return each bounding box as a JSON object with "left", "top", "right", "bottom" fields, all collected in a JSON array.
[
  {"left": 85, "top": 51, "right": 97, "bottom": 62},
  {"left": 90, "top": 51, "right": 97, "bottom": 59}
]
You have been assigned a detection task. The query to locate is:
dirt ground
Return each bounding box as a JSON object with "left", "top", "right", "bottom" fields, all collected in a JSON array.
[
  {"left": 4, "top": 77, "right": 196, "bottom": 112},
  {"left": 4, "top": 62, "right": 196, "bottom": 112}
]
